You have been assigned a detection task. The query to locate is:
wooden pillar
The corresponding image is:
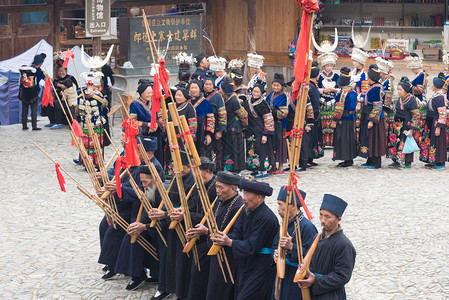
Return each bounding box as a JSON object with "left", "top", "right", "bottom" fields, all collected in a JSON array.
[
  {"left": 204, "top": 0, "right": 215, "bottom": 55},
  {"left": 92, "top": 37, "right": 102, "bottom": 56},
  {"left": 53, "top": 0, "right": 61, "bottom": 52},
  {"left": 247, "top": 0, "right": 256, "bottom": 52}
]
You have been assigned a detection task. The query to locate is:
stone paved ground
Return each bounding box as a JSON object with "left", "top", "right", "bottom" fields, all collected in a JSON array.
[{"left": 1, "top": 68, "right": 449, "bottom": 299}]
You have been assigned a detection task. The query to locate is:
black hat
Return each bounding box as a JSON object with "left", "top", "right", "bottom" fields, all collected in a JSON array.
[
  {"left": 239, "top": 178, "right": 273, "bottom": 197},
  {"left": 179, "top": 63, "right": 191, "bottom": 71},
  {"left": 216, "top": 171, "right": 241, "bottom": 186},
  {"left": 176, "top": 87, "right": 190, "bottom": 100},
  {"left": 310, "top": 61, "right": 320, "bottom": 78},
  {"left": 194, "top": 52, "right": 206, "bottom": 67},
  {"left": 32, "top": 53, "right": 46, "bottom": 66},
  {"left": 220, "top": 76, "right": 234, "bottom": 95},
  {"left": 188, "top": 80, "right": 203, "bottom": 90},
  {"left": 277, "top": 186, "right": 306, "bottom": 207},
  {"left": 138, "top": 164, "right": 152, "bottom": 175},
  {"left": 337, "top": 67, "right": 351, "bottom": 87},
  {"left": 320, "top": 194, "right": 347, "bottom": 217},
  {"left": 199, "top": 156, "right": 216, "bottom": 171},
  {"left": 367, "top": 64, "right": 381, "bottom": 83},
  {"left": 180, "top": 150, "right": 189, "bottom": 165},
  {"left": 398, "top": 76, "right": 411, "bottom": 94},
  {"left": 138, "top": 136, "right": 158, "bottom": 151},
  {"left": 137, "top": 79, "right": 153, "bottom": 95},
  {"left": 286, "top": 76, "right": 295, "bottom": 87},
  {"left": 229, "top": 69, "right": 243, "bottom": 80},
  {"left": 433, "top": 72, "right": 446, "bottom": 89},
  {"left": 272, "top": 73, "right": 286, "bottom": 86}
]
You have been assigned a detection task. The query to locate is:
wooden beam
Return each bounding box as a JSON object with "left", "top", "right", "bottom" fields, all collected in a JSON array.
[
  {"left": 111, "top": 0, "right": 201, "bottom": 8},
  {"left": 247, "top": 0, "right": 256, "bottom": 52},
  {"left": 0, "top": 4, "right": 49, "bottom": 13},
  {"left": 53, "top": 0, "right": 61, "bottom": 52}
]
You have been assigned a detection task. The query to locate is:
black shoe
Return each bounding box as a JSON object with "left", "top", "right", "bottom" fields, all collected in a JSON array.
[
  {"left": 151, "top": 292, "right": 170, "bottom": 300},
  {"left": 102, "top": 265, "right": 108, "bottom": 272},
  {"left": 308, "top": 161, "right": 318, "bottom": 166},
  {"left": 337, "top": 161, "right": 345, "bottom": 166},
  {"left": 338, "top": 162, "right": 353, "bottom": 168},
  {"left": 32, "top": 127, "right": 42, "bottom": 131},
  {"left": 102, "top": 271, "right": 117, "bottom": 280},
  {"left": 126, "top": 276, "right": 147, "bottom": 291},
  {"left": 22, "top": 127, "right": 29, "bottom": 130}
]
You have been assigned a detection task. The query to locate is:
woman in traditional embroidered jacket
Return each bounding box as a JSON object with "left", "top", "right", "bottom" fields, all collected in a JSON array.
[
  {"left": 219, "top": 77, "right": 248, "bottom": 173},
  {"left": 388, "top": 77, "right": 420, "bottom": 169},
  {"left": 129, "top": 80, "right": 165, "bottom": 166},
  {"left": 405, "top": 53, "right": 428, "bottom": 150},
  {"left": 331, "top": 67, "right": 357, "bottom": 167},
  {"left": 266, "top": 73, "right": 289, "bottom": 174},
  {"left": 203, "top": 77, "right": 227, "bottom": 170},
  {"left": 189, "top": 80, "right": 215, "bottom": 156},
  {"left": 243, "top": 84, "right": 274, "bottom": 177},
  {"left": 308, "top": 62, "right": 324, "bottom": 162},
  {"left": 318, "top": 59, "right": 340, "bottom": 147},
  {"left": 419, "top": 73, "right": 447, "bottom": 169},
  {"left": 77, "top": 71, "right": 108, "bottom": 169},
  {"left": 351, "top": 48, "right": 369, "bottom": 144},
  {"left": 168, "top": 87, "right": 198, "bottom": 140},
  {"left": 357, "top": 64, "right": 386, "bottom": 169}
]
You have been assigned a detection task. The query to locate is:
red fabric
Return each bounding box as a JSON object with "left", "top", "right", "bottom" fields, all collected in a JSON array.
[
  {"left": 151, "top": 73, "right": 162, "bottom": 129},
  {"left": 41, "top": 77, "right": 54, "bottom": 107},
  {"left": 114, "top": 156, "right": 128, "bottom": 199},
  {"left": 296, "top": 0, "right": 320, "bottom": 13},
  {"left": 292, "top": 12, "right": 311, "bottom": 100},
  {"left": 284, "top": 128, "right": 304, "bottom": 139},
  {"left": 55, "top": 163, "right": 66, "bottom": 192},
  {"left": 61, "top": 50, "right": 74, "bottom": 68},
  {"left": 71, "top": 120, "right": 84, "bottom": 146},
  {"left": 158, "top": 58, "right": 171, "bottom": 97},
  {"left": 121, "top": 117, "right": 141, "bottom": 167},
  {"left": 284, "top": 173, "right": 313, "bottom": 220}
]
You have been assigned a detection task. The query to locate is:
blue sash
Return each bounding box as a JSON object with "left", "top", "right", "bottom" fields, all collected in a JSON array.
[{"left": 257, "top": 247, "right": 272, "bottom": 254}]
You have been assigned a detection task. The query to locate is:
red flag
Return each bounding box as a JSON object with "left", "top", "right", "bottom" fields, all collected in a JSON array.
[
  {"left": 41, "top": 77, "right": 54, "bottom": 107},
  {"left": 61, "top": 50, "right": 74, "bottom": 68},
  {"left": 291, "top": 0, "right": 320, "bottom": 100},
  {"left": 121, "top": 117, "right": 141, "bottom": 167},
  {"left": 55, "top": 163, "right": 66, "bottom": 192},
  {"left": 151, "top": 73, "right": 162, "bottom": 129},
  {"left": 158, "top": 58, "right": 170, "bottom": 97}
]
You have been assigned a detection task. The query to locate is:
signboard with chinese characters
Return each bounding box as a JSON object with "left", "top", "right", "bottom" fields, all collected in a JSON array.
[
  {"left": 129, "top": 15, "right": 202, "bottom": 73},
  {"left": 85, "top": 0, "right": 111, "bottom": 37}
]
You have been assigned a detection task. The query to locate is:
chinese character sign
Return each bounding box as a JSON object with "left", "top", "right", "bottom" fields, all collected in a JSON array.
[
  {"left": 129, "top": 15, "right": 202, "bottom": 72},
  {"left": 85, "top": 0, "right": 111, "bottom": 37}
]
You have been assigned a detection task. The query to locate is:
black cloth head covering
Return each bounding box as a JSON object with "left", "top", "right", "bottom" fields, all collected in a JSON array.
[
  {"left": 179, "top": 63, "right": 191, "bottom": 71},
  {"left": 286, "top": 76, "right": 295, "bottom": 87},
  {"left": 194, "top": 52, "right": 206, "bottom": 67},
  {"left": 138, "top": 136, "right": 158, "bottom": 151},
  {"left": 138, "top": 164, "right": 152, "bottom": 175},
  {"left": 310, "top": 61, "right": 320, "bottom": 78},
  {"left": 230, "top": 69, "right": 243, "bottom": 80},
  {"left": 176, "top": 87, "right": 190, "bottom": 100},
  {"left": 32, "top": 53, "right": 46, "bottom": 66},
  {"left": 199, "top": 156, "right": 216, "bottom": 171},
  {"left": 216, "top": 171, "right": 241, "bottom": 186},
  {"left": 367, "top": 64, "right": 381, "bottom": 83},
  {"left": 179, "top": 150, "right": 189, "bottom": 165},
  {"left": 320, "top": 194, "right": 348, "bottom": 217},
  {"left": 433, "top": 72, "right": 446, "bottom": 89},
  {"left": 239, "top": 178, "right": 273, "bottom": 197},
  {"left": 220, "top": 76, "right": 234, "bottom": 95},
  {"left": 137, "top": 78, "right": 153, "bottom": 95},
  {"left": 272, "top": 73, "right": 286, "bottom": 86},
  {"left": 398, "top": 76, "right": 412, "bottom": 94},
  {"left": 337, "top": 67, "right": 351, "bottom": 87},
  {"left": 188, "top": 80, "right": 203, "bottom": 90},
  {"left": 277, "top": 185, "right": 306, "bottom": 207}
]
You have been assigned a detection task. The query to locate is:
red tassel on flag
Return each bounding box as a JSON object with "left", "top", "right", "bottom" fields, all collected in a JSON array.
[
  {"left": 114, "top": 156, "right": 124, "bottom": 198},
  {"left": 55, "top": 163, "right": 66, "bottom": 192},
  {"left": 61, "top": 50, "right": 74, "bottom": 68},
  {"left": 71, "top": 120, "right": 84, "bottom": 146},
  {"left": 151, "top": 73, "right": 162, "bottom": 129},
  {"left": 41, "top": 77, "right": 54, "bottom": 107},
  {"left": 158, "top": 58, "right": 171, "bottom": 97}
]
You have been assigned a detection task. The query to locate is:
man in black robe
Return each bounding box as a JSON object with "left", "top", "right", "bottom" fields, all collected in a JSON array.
[
  {"left": 185, "top": 157, "right": 217, "bottom": 300},
  {"left": 149, "top": 150, "right": 196, "bottom": 300},
  {"left": 191, "top": 52, "right": 210, "bottom": 81},
  {"left": 211, "top": 178, "right": 279, "bottom": 300},
  {"left": 271, "top": 186, "right": 317, "bottom": 300},
  {"left": 297, "top": 194, "right": 356, "bottom": 300}
]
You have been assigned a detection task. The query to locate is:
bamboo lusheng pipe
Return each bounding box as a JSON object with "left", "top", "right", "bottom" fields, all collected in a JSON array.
[
  {"left": 167, "top": 122, "right": 183, "bottom": 173},
  {"left": 127, "top": 173, "right": 167, "bottom": 246},
  {"left": 295, "top": 219, "right": 311, "bottom": 300},
  {"left": 167, "top": 101, "right": 181, "bottom": 127},
  {"left": 168, "top": 183, "right": 196, "bottom": 230},
  {"left": 293, "top": 232, "right": 321, "bottom": 282},
  {"left": 277, "top": 12, "right": 315, "bottom": 280},
  {"left": 180, "top": 115, "right": 201, "bottom": 166},
  {"left": 149, "top": 178, "right": 175, "bottom": 228},
  {"left": 182, "top": 200, "right": 216, "bottom": 253},
  {"left": 208, "top": 204, "right": 245, "bottom": 256}
]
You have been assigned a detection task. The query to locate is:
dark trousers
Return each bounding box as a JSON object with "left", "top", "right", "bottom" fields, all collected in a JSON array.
[{"left": 21, "top": 101, "right": 38, "bottom": 129}]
